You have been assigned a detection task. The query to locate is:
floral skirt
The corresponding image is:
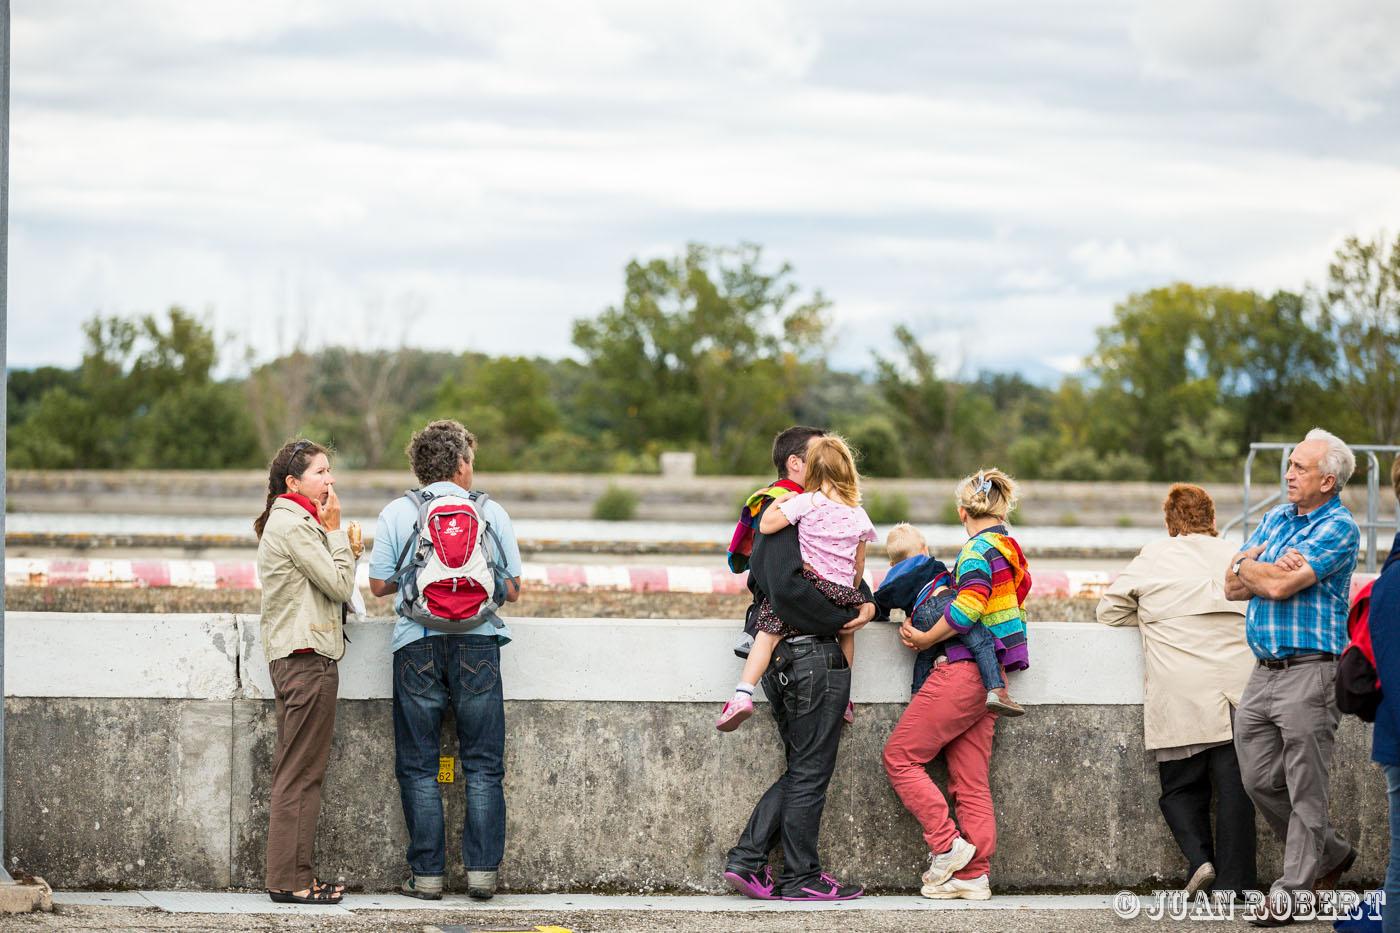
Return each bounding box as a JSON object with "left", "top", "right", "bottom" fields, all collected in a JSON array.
[{"left": 754, "top": 568, "right": 865, "bottom": 638}]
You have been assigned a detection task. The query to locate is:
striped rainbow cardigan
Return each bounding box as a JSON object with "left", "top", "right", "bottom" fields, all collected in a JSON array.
[{"left": 941, "top": 526, "right": 1031, "bottom": 672}]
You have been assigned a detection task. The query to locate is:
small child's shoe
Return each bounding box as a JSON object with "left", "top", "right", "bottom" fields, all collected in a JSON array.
[
  {"left": 716, "top": 694, "right": 754, "bottom": 731},
  {"left": 986, "top": 688, "right": 1025, "bottom": 717},
  {"left": 844, "top": 700, "right": 855, "bottom": 724}
]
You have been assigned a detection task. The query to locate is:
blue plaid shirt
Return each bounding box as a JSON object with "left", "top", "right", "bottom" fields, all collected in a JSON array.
[{"left": 1242, "top": 494, "right": 1358, "bottom": 659}]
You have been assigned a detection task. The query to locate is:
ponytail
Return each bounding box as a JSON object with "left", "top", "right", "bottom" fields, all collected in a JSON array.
[
  {"left": 955, "top": 468, "right": 1018, "bottom": 522},
  {"left": 253, "top": 439, "right": 328, "bottom": 538}
]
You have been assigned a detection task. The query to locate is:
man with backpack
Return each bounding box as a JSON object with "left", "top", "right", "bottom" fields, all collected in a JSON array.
[{"left": 368, "top": 420, "right": 522, "bottom": 902}]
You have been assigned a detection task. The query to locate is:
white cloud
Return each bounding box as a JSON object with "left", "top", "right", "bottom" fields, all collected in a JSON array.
[
  {"left": 1131, "top": 0, "right": 1400, "bottom": 121},
  {"left": 1069, "top": 239, "right": 1182, "bottom": 282},
  {"left": 8, "top": 1, "right": 1400, "bottom": 381}
]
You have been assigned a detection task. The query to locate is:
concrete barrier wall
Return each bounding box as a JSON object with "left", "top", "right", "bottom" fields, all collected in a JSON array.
[{"left": 4, "top": 613, "right": 1388, "bottom": 892}]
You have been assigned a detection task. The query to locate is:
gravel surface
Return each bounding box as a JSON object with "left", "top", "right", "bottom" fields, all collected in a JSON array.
[{"left": 3, "top": 904, "right": 1207, "bottom": 933}]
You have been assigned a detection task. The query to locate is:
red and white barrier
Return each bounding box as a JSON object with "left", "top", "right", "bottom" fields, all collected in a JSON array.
[{"left": 5, "top": 558, "right": 1378, "bottom": 602}]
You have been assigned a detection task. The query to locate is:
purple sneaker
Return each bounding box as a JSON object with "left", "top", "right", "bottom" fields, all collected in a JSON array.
[
  {"left": 723, "top": 865, "right": 776, "bottom": 900},
  {"left": 781, "top": 872, "right": 864, "bottom": 901}
]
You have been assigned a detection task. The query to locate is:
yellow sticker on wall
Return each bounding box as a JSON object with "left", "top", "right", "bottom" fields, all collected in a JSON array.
[{"left": 437, "top": 757, "right": 454, "bottom": 783}]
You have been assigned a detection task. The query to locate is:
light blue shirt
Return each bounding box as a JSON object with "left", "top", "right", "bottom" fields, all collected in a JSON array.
[
  {"left": 1242, "top": 494, "right": 1358, "bottom": 659},
  {"left": 368, "top": 481, "right": 523, "bottom": 653}
]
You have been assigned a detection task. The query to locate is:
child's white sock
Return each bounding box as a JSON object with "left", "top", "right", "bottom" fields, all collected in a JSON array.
[{"left": 734, "top": 682, "right": 755, "bottom": 700}]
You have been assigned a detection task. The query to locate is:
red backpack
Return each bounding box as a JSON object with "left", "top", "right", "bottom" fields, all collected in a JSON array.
[{"left": 1336, "top": 579, "right": 1383, "bottom": 722}]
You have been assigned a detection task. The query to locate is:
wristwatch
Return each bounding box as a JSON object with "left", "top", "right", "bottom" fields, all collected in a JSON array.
[{"left": 1232, "top": 558, "right": 1247, "bottom": 576}]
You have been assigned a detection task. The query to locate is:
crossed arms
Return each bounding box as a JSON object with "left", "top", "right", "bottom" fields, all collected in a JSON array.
[{"left": 1223, "top": 544, "right": 1317, "bottom": 602}]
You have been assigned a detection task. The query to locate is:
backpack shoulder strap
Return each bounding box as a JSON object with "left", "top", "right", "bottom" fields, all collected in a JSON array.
[
  {"left": 466, "top": 491, "right": 510, "bottom": 578},
  {"left": 387, "top": 490, "right": 430, "bottom": 582}
]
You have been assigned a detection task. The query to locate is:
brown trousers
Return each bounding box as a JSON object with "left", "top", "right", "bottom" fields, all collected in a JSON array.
[{"left": 265, "top": 652, "right": 339, "bottom": 891}]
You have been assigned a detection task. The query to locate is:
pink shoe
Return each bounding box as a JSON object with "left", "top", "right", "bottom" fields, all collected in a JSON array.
[
  {"left": 716, "top": 694, "right": 754, "bottom": 731},
  {"left": 844, "top": 700, "right": 855, "bottom": 724}
]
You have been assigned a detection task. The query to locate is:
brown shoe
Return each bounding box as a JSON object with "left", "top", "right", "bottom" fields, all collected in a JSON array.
[
  {"left": 1249, "top": 895, "right": 1295, "bottom": 927},
  {"left": 1313, "top": 846, "right": 1357, "bottom": 892}
]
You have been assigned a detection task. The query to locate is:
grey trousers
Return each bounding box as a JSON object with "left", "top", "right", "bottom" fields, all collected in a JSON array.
[{"left": 1233, "top": 660, "right": 1350, "bottom": 896}]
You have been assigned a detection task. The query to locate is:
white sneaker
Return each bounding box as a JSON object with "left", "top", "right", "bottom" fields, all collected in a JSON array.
[
  {"left": 921, "top": 836, "right": 976, "bottom": 886},
  {"left": 921, "top": 873, "right": 991, "bottom": 900}
]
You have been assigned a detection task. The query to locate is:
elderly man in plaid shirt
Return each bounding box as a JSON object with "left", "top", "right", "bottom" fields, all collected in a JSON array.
[{"left": 1224, "top": 428, "right": 1359, "bottom": 926}]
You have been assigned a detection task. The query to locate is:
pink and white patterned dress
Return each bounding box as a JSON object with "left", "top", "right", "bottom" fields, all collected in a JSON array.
[
  {"left": 777, "top": 491, "right": 878, "bottom": 586},
  {"left": 752, "top": 491, "right": 877, "bottom": 638}
]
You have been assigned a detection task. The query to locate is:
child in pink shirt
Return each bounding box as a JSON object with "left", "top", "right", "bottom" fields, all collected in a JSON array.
[{"left": 717, "top": 435, "right": 877, "bottom": 731}]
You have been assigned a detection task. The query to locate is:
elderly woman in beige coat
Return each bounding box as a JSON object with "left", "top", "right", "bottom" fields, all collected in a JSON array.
[
  {"left": 254, "top": 439, "right": 360, "bottom": 905},
  {"left": 1097, "top": 483, "right": 1256, "bottom": 900}
]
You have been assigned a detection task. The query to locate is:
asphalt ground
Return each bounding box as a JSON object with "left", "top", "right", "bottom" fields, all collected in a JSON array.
[{"left": 7, "top": 892, "right": 1322, "bottom": 933}]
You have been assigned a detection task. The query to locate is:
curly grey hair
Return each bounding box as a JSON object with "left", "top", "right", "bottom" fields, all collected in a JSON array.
[
  {"left": 1304, "top": 427, "right": 1355, "bottom": 491},
  {"left": 407, "top": 420, "right": 477, "bottom": 486}
]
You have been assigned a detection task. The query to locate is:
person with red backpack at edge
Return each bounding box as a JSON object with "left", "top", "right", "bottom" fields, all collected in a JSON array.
[
  {"left": 368, "top": 420, "right": 523, "bottom": 902},
  {"left": 1356, "top": 456, "right": 1400, "bottom": 933}
]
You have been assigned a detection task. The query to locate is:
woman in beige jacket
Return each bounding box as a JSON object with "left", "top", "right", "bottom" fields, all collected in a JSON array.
[
  {"left": 254, "top": 439, "right": 359, "bottom": 904},
  {"left": 1097, "top": 484, "right": 1256, "bottom": 900}
]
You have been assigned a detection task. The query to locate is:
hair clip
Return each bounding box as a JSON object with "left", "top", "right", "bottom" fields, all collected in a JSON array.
[{"left": 976, "top": 477, "right": 993, "bottom": 495}]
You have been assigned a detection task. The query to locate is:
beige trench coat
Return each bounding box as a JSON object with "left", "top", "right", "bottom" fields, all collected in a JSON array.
[
  {"left": 1096, "top": 533, "right": 1253, "bottom": 751},
  {"left": 257, "top": 498, "right": 355, "bottom": 663}
]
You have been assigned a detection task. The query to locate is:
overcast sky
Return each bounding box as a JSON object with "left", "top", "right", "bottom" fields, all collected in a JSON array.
[{"left": 11, "top": 1, "right": 1400, "bottom": 380}]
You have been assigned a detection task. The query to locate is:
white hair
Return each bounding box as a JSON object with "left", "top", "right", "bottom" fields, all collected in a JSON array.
[{"left": 1304, "top": 427, "right": 1355, "bottom": 491}]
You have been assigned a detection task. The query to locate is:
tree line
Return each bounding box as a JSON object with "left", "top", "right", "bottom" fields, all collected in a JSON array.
[{"left": 9, "top": 234, "right": 1400, "bottom": 481}]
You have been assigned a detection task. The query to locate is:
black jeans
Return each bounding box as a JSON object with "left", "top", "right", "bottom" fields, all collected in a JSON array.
[
  {"left": 1158, "top": 743, "right": 1258, "bottom": 895},
  {"left": 726, "top": 637, "right": 851, "bottom": 895}
]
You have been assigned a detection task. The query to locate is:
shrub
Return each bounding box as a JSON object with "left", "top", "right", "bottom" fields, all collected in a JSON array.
[
  {"left": 1045, "top": 448, "right": 1152, "bottom": 482},
  {"left": 592, "top": 485, "right": 639, "bottom": 521},
  {"left": 846, "top": 417, "right": 904, "bottom": 478},
  {"left": 865, "top": 490, "right": 910, "bottom": 525}
]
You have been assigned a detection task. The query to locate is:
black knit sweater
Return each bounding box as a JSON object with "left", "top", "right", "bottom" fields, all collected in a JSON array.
[{"left": 746, "top": 499, "right": 874, "bottom": 636}]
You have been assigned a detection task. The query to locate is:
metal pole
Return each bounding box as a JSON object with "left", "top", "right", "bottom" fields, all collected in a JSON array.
[
  {"left": 0, "top": 0, "right": 12, "bottom": 885},
  {"left": 1241, "top": 448, "right": 1256, "bottom": 544},
  {"left": 1367, "top": 452, "right": 1380, "bottom": 573}
]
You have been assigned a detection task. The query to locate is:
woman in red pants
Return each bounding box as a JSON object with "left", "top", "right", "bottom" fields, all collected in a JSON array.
[{"left": 882, "top": 468, "right": 1030, "bottom": 900}]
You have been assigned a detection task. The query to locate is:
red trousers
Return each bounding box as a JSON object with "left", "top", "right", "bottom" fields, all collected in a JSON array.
[{"left": 882, "top": 660, "right": 998, "bottom": 879}]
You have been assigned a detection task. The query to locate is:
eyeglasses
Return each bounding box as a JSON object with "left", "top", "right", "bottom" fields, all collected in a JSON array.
[{"left": 288, "top": 439, "right": 313, "bottom": 463}]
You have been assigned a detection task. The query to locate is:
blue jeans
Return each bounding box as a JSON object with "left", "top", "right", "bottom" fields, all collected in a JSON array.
[
  {"left": 912, "top": 595, "right": 1003, "bottom": 691},
  {"left": 1386, "top": 763, "right": 1400, "bottom": 933},
  {"left": 392, "top": 635, "right": 505, "bottom": 875}
]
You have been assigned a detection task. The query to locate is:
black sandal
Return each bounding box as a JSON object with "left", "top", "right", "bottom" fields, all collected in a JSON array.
[
  {"left": 313, "top": 878, "right": 346, "bottom": 895},
  {"left": 267, "top": 884, "right": 343, "bottom": 904}
]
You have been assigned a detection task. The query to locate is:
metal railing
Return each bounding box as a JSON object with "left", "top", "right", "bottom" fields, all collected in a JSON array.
[{"left": 1227, "top": 442, "right": 1400, "bottom": 573}]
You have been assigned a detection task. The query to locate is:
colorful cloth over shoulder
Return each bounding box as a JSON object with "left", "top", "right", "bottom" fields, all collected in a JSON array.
[
  {"left": 727, "top": 479, "right": 805, "bottom": 573},
  {"left": 943, "top": 528, "right": 1032, "bottom": 672}
]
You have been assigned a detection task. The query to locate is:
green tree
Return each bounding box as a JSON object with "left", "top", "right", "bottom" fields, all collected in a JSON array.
[
  {"left": 1086, "top": 284, "right": 1223, "bottom": 476},
  {"left": 572, "top": 243, "right": 830, "bottom": 473},
  {"left": 431, "top": 356, "right": 562, "bottom": 470},
  {"left": 9, "top": 307, "right": 256, "bottom": 468},
  {"left": 1319, "top": 232, "right": 1400, "bottom": 444},
  {"left": 1205, "top": 289, "right": 1334, "bottom": 447},
  {"left": 870, "top": 326, "right": 1002, "bottom": 476},
  {"left": 871, "top": 325, "right": 954, "bottom": 469}
]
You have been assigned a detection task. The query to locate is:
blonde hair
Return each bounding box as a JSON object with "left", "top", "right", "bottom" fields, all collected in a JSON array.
[
  {"left": 955, "top": 467, "right": 1018, "bottom": 521},
  {"left": 802, "top": 435, "right": 861, "bottom": 507},
  {"left": 886, "top": 523, "right": 927, "bottom": 564}
]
